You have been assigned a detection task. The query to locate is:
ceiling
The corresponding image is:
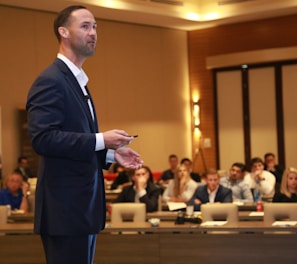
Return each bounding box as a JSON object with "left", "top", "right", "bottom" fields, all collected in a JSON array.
[{"left": 1, "top": 0, "right": 297, "bottom": 30}]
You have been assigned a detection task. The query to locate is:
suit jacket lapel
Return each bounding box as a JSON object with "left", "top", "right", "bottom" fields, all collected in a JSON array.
[{"left": 55, "top": 59, "right": 97, "bottom": 133}]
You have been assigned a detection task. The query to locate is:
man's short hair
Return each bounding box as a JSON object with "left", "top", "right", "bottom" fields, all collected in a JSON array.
[
  {"left": 231, "top": 162, "right": 246, "bottom": 172},
  {"left": 53, "top": 5, "right": 87, "bottom": 42}
]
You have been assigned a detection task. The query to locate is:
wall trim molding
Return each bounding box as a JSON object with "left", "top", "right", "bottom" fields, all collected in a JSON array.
[{"left": 206, "top": 46, "right": 297, "bottom": 69}]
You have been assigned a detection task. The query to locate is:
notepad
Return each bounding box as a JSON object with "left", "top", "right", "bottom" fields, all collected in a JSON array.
[
  {"left": 200, "top": 221, "right": 227, "bottom": 226},
  {"left": 272, "top": 221, "right": 297, "bottom": 227},
  {"left": 167, "top": 202, "right": 187, "bottom": 211}
]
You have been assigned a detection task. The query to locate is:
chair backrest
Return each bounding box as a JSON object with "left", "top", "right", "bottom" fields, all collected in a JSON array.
[
  {"left": 201, "top": 203, "right": 238, "bottom": 223},
  {"left": 111, "top": 203, "right": 146, "bottom": 225},
  {"left": 264, "top": 203, "right": 297, "bottom": 224}
]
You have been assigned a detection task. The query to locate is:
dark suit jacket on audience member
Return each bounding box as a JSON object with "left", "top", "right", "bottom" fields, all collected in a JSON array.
[
  {"left": 111, "top": 171, "right": 130, "bottom": 190},
  {"left": 190, "top": 172, "right": 201, "bottom": 182},
  {"left": 188, "top": 184, "right": 233, "bottom": 211},
  {"left": 115, "top": 182, "right": 161, "bottom": 212}
]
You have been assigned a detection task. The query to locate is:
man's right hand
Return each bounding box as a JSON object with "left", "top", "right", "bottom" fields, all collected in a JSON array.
[{"left": 103, "top": 129, "right": 134, "bottom": 149}]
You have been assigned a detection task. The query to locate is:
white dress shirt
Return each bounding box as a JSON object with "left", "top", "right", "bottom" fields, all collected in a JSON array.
[{"left": 57, "top": 54, "right": 114, "bottom": 162}]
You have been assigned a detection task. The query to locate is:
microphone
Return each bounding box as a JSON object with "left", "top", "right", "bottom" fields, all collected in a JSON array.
[{"left": 84, "top": 95, "right": 90, "bottom": 101}]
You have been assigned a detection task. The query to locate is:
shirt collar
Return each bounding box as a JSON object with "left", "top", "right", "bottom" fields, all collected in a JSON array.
[
  {"left": 207, "top": 185, "right": 219, "bottom": 195},
  {"left": 57, "top": 53, "right": 88, "bottom": 87}
]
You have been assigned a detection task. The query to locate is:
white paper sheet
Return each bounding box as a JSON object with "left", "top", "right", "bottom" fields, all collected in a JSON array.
[
  {"left": 167, "top": 202, "right": 187, "bottom": 211},
  {"left": 200, "top": 221, "right": 227, "bottom": 226},
  {"left": 249, "top": 212, "right": 264, "bottom": 216},
  {"left": 272, "top": 221, "right": 297, "bottom": 227}
]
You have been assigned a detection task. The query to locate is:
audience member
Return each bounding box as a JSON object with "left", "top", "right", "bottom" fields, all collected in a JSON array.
[
  {"left": 157, "top": 154, "right": 178, "bottom": 188},
  {"left": 14, "top": 156, "right": 34, "bottom": 182},
  {"left": 162, "top": 164, "right": 198, "bottom": 203},
  {"left": 115, "top": 165, "right": 161, "bottom": 212},
  {"left": 273, "top": 167, "right": 297, "bottom": 202},
  {"left": 188, "top": 168, "right": 232, "bottom": 211},
  {"left": 180, "top": 157, "right": 201, "bottom": 182},
  {"left": 110, "top": 163, "right": 132, "bottom": 190},
  {"left": 220, "top": 162, "right": 253, "bottom": 202},
  {"left": 244, "top": 157, "right": 276, "bottom": 201},
  {"left": 0, "top": 172, "right": 29, "bottom": 212},
  {"left": 264, "top": 152, "right": 284, "bottom": 192}
]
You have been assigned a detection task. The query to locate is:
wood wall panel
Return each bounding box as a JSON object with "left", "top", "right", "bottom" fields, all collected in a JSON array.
[
  {"left": 188, "top": 14, "right": 297, "bottom": 171},
  {"left": 217, "top": 71, "right": 244, "bottom": 170},
  {"left": 282, "top": 65, "right": 297, "bottom": 168},
  {"left": 248, "top": 67, "right": 277, "bottom": 159}
]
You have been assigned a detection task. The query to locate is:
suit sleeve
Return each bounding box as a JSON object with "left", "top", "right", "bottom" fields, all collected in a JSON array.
[{"left": 27, "top": 73, "right": 96, "bottom": 162}]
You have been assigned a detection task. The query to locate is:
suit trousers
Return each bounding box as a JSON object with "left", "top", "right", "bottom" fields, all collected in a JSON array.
[{"left": 41, "top": 233, "right": 97, "bottom": 264}]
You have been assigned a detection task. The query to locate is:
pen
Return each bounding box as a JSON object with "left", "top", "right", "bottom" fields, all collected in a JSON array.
[{"left": 129, "top": 135, "right": 138, "bottom": 138}]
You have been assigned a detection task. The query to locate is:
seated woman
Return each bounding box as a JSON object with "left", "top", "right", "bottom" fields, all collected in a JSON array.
[
  {"left": 273, "top": 167, "right": 297, "bottom": 202},
  {"left": 0, "top": 172, "right": 29, "bottom": 212},
  {"left": 114, "top": 165, "right": 161, "bottom": 212},
  {"left": 162, "top": 164, "right": 198, "bottom": 203}
]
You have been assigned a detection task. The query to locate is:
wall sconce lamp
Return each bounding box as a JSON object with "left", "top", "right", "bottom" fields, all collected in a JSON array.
[
  {"left": 192, "top": 99, "right": 201, "bottom": 138},
  {"left": 193, "top": 100, "right": 200, "bottom": 129}
]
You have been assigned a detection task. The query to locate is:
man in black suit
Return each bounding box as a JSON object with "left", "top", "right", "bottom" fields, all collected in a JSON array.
[
  {"left": 26, "top": 5, "right": 143, "bottom": 264},
  {"left": 188, "top": 168, "right": 232, "bottom": 211},
  {"left": 14, "top": 156, "right": 33, "bottom": 182}
]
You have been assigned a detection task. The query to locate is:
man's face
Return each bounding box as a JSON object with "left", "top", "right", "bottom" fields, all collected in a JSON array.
[
  {"left": 20, "top": 159, "right": 28, "bottom": 168},
  {"left": 7, "top": 174, "right": 23, "bottom": 193},
  {"left": 206, "top": 173, "right": 219, "bottom": 191},
  {"left": 229, "top": 166, "right": 242, "bottom": 181},
  {"left": 252, "top": 162, "right": 264, "bottom": 172},
  {"left": 169, "top": 157, "right": 178, "bottom": 169},
  {"left": 265, "top": 155, "right": 275, "bottom": 166},
  {"left": 182, "top": 160, "right": 191, "bottom": 172},
  {"left": 64, "top": 9, "right": 97, "bottom": 57}
]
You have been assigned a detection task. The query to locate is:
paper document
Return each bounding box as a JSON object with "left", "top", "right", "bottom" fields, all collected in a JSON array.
[
  {"left": 167, "top": 202, "right": 187, "bottom": 211},
  {"left": 249, "top": 212, "right": 264, "bottom": 216},
  {"left": 272, "top": 221, "right": 297, "bottom": 227},
  {"left": 200, "top": 221, "right": 227, "bottom": 226}
]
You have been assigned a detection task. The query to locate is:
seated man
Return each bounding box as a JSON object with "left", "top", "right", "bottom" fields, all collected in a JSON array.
[
  {"left": 156, "top": 154, "right": 178, "bottom": 189},
  {"left": 188, "top": 168, "right": 232, "bottom": 211},
  {"left": 14, "top": 156, "right": 34, "bottom": 182},
  {"left": 264, "top": 152, "right": 284, "bottom": 192},
  {"left": 0, "top": 172, "right": 29, "bottom": 212},
  {"left": 220, "top": 162, "right": 253, "bottom": 202},
  {"left": 244, "top": 157, "right": 276, "bottom": 201},
  {"left": 115, "top": 165, "right": 161, "bottom": 212}
]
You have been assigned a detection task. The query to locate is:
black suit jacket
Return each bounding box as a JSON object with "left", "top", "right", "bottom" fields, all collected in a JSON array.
[
  {"left": 188, "top": 184, "right": 233, "bottom": 211},
  {"left": 27, "top": 58, "right": 109, "bottom": 236},
  {"left": 115, "top": 182, "right": 161, "bottom": 212}
]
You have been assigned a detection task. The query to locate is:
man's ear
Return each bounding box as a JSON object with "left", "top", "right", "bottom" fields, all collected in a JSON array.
[{"left": 58, "top": 26, "right": 69, "bottom": 39}]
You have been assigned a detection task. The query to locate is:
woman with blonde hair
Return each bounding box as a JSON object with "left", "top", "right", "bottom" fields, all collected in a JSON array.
[
  {"left": 272, "top": 167, "right": 297, "bottom": 202},
  {"left": 162, "top": 164, "right": 198, "bottom": 203}
]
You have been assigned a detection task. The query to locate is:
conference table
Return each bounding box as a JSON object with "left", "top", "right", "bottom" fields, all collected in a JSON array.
[{"left": 1, "top": 220, "right": 297, "bottom": 264}]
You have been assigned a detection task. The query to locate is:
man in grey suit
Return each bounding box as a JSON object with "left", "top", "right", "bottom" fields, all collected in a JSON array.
[
  {"left": 26, "top": 5, "right": 143, "bottom": 264},
  {"left": 188, "top": 168, "right": 232, "bottom": 211}
]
